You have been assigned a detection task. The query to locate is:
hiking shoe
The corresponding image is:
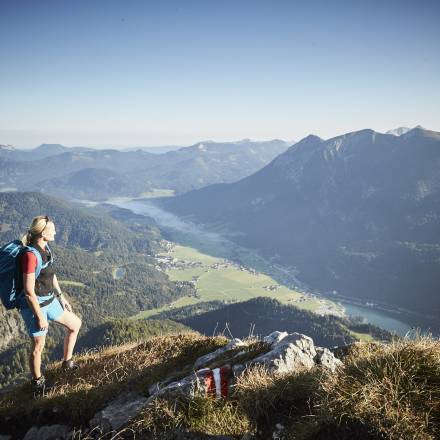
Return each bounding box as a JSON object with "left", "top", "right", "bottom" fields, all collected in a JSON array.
[
  {"left": 62, "top": 359, "right": 79, "bottom": 371},
  {"left": 32, "top": 375, "right": 54, "bottom": 398}
]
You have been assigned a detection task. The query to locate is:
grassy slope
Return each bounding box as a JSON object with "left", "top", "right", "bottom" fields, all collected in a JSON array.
[{"left": 0, "top": 335, "right": 439, "bottom": 440}]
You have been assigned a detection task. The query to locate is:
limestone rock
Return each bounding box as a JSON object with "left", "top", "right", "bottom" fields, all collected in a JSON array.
[
  {"left": 314, "top": 347, "right": 342, "bottom": 372},
  {"left": 194, "top": 338, "right": 247, "bottom": 369},
  {"left": 160, "top": 432, "right": 235, "bottom": 440},
  {"left": 148, "top": 375, "right": 178, "bottom": 396},
  {"left": 274, "top": 333, "right": 316, "bottom": 355},
  {"left": 148, "top": 367, "right": 224, "bottom": 402},
  {"left": 145, "top": 332, "right": 343, "bottom": 410},
  {"left": 232, "top": 363, "right": 246, "bottom": 377},
  {"left": 89, "top": 391, "right": 149, "bottom": 433},
  {"left": 248, "top": 333, "right": 316, "bottom": 374},
  {"left": 150, "top": 371, "right": 201, "bottom": 401},
  {"left": 0, "top": 307, "right": 27, "bottom": 352},
  {"left": 263, "top": 331, "right": 288, "bottom": 346},
  {"left": 22, "top": 425, "right": 72, "bottom": 440}
]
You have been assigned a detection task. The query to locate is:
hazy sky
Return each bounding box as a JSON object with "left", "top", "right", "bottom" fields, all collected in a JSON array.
[{"left": 1, "top": 0, "right": 439, "bottom": 148}]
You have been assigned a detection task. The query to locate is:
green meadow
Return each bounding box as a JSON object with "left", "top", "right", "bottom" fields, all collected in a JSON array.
[
  {"left": 133, "top": 244, "right": 341, "bottom": 319},
  {"left": 58, "top": 280, "right": 86, "bottom": 287}
]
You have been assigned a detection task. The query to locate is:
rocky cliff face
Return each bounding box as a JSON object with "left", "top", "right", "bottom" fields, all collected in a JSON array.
[{"left": 0, "top": 307, "right": 26, "bottom": 352}]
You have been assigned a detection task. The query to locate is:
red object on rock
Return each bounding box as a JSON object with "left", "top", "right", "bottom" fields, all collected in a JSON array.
[{"left": 200, "top": 365, "right": 232, "bottom": 398}]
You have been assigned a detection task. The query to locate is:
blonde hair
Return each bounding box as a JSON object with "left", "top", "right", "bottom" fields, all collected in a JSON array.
[{"left": 21, "top": 215, "right": 52, "bottom": 246}]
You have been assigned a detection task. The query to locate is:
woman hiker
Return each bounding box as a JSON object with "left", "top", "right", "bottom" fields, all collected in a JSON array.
[{"left": 19, "top": 215, "right": 82, "bottom": 396}]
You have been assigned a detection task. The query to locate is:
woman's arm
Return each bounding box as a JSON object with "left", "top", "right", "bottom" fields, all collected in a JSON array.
[
  {"left": 53, "top": 274, "right": 72, "bottom": 312},
  {"left": 23, "top": 271, "right": 47, "bottom": 329},
  {"left": 53, "top": 273, "right": 62, "bottom": 296}
]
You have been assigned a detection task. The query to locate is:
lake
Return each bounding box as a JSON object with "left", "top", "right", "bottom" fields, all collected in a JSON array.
[{"left": 340, "top": 302, "right": 413, "bottom": 336}]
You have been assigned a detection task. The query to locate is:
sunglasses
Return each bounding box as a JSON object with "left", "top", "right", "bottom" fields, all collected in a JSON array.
[{"left": 42, "top": 215, "right": 51, "bottom": 231}]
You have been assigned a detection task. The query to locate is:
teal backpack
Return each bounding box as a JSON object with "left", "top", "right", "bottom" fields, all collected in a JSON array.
[{"left": 0, "top": 240, "right": 47, "bottom": 309}]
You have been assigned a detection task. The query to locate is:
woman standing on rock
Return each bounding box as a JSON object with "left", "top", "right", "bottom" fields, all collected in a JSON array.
[{"left": 19, "top": 215, "right": 82, "bottom": 396}]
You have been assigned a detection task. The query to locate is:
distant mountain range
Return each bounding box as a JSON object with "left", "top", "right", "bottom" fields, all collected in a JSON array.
[
  {"left": 160, "top": 127, "right": 440, "bottom": 315},
  {"left": 38, "top": 167, "right": 153, "bottom": 201},
  {"left": 0, "top": 143, "right": 95, "bottom": 161},
  {"left": 386, "top": 125, "right": 425, "bottom": 136},
  {"left": 0, "top": 139, "right": 290, "bottom": 198}
]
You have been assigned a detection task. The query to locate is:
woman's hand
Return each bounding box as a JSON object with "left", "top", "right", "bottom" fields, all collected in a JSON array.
[
  {"left": 37, "top": 317, "right": 49, "bottom": 332},
  {"left": 60, "top": 296, "right": 72, "bottom": 312}
]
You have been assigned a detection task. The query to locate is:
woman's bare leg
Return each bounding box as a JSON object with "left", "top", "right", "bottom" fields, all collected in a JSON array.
[
  {"left": 54, "top": 311, "right": 82, "bottom": 361},
  {"left": 30, "top": 335, "right": 46, "bottom": 379}
]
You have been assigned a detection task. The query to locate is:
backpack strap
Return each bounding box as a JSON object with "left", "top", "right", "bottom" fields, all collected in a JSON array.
[
  {"left": 24, "top": 246, "right": 43, "bottom": 279},
  {"left": 46, "top": 244, "right": 54, "bottom": 264}
]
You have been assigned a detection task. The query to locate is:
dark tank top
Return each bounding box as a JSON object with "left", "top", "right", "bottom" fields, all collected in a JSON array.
[{"left": 32, "top": 244, "right": 55, "bottom": 296}]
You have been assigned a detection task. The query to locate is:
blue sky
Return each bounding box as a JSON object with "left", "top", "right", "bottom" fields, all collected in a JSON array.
[{"left": 0, "top": 0, "right": 439, "bottom": 148}]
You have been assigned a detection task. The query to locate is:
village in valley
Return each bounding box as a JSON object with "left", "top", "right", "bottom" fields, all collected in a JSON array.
[{"left": 152, "top": 240, "right": 344, "bottom": 317}]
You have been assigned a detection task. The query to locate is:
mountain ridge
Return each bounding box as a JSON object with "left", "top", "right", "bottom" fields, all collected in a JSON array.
[
  {"left": 0, "top": 139, "right": 290, "bottom": 196},
  {"left": 160, "top": 127, "right": 440, "bottom": 315}
]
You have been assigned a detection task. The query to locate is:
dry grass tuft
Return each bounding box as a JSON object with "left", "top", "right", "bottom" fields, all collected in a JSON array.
[
  {"left": 0, "top": 332, "right": 228, "bottom": 426},
  {"left": 131, "top": 395, "right": 251, "bottom": 438},
  {"left": 234, "top": 364, "right": 321, "bottom": 422},
  {"left": 320, "top": 336, "right": 440, "bottom": 440}
]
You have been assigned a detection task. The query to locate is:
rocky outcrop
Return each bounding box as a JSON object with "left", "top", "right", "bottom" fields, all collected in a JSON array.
[
  {"left": 249, "top": 332, "right": 317, "bottom": 374},
  {"left": 90, "top": 331, "right": 342, "bottom": 434},
  {"left": 22, "top": 425, "right": 72, "bottom": 440},
  {"left": 89, "top": 391, "right": 149, "bottom": 432},
  {"left": 0, "top": 307, "right": 26, "bottom": 352},
  {"left": 0, "top": 331, "right": 342, "bottom": 439},
  {"left": 194, "top": 338, "right": 247, "bottom": 369},
  {"left": 315, "top": 347, "right": 342, "bottom": 372}
]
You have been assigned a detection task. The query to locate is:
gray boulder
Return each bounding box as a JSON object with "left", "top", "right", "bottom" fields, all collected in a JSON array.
[
  {"left": 274, "top": 333, "right": 316, "bottom": 354},
  {"left": 160, "top": 432, "right": 235, "bottom": 440},
  {"left": 148, "top": 371, "right": 202, "bottom": 402},
  {"left": 149, "top": 332, "right": 341, "bottom": 404},
  {"left": 248, "top": 333, "right": 316, "bottom": 374},
  {"left": 148, "top": 374, "right": 179, "bottom": 396},
  {"left": 89, "top": 391, "right": 149, "bottom": 433},
  {"left": 194, "top": 338, "right": 247, "bottom": 369},
  {"left": 148, "top": 366, "right": 229, "bottom": 402},
  {"left": 263, "top": 331, "right": 288, "bottom": 347},
  {"left": 23, "top": 425, "right": 72, "bottom": 440},
  {"left": 314, "top": 347, "right": 342, "bottom": 372},
  {"left": 232, "top": 363, "right": 246, "bottom": 377}
]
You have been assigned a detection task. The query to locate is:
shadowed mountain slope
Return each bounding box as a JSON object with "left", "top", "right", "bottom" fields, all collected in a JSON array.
[{"left": 161, "top": 128, "right": 440, "bottom": 315}]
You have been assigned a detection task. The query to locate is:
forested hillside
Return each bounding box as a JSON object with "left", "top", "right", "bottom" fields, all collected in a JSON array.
[
  {"left": 151, "top": 297, "right": 391, "bottom": 347},
  {"left": 37, "top": 167, "right": 153, "bottom": 201},
  {"left": 0, "top": 191, "right": 158, "bottom": 252}
]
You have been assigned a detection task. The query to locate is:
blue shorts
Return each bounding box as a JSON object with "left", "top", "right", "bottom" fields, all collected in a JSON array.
[{"left": 20, "top": 294, "right": 65, "bottom": 338}]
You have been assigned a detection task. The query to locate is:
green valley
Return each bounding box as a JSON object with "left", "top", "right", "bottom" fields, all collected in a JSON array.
[{"left": 133, "top": 244, "right": 343, "bottom": 319}]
